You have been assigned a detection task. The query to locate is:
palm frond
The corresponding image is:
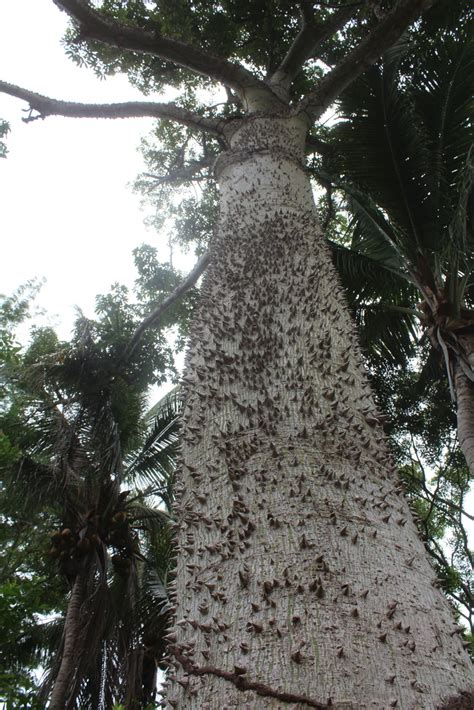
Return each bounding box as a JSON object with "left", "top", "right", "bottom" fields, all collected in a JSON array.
[
  {"left": 357, "top": 303, "right": 419, "bottom": 367},
  {"left": 329, "top": 223, "right": 420, "bottom": 366},
  {"left": 445, "top": 144, "right": 474, "bottom": 288},
  {"left": 330, "top": 239, "right": 417, "bottom": 303},
  {"left": 126, "top": 389, "right": 181, "bottom": 504},
  {"left": 327, "top": 24, "right": 474, "bottom": 283}
]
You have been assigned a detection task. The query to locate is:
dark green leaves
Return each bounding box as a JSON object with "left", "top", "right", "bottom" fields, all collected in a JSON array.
[{"left": 0, "top": 119, "right": 9, "bottom": 158}]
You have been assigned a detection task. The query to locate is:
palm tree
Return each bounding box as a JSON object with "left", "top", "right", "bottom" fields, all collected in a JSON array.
[
  {"left": 1, "top": 311, "right": 180, "bottom": 708},
  {"left": 323, "top": 14, "right": 474, "bottom": 473}
]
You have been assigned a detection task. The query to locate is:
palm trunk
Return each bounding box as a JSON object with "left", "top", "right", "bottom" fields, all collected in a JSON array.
[
  {"left": 165, "top": 115, "right": 474, "bottom": 708},
  {"left": 49, "top": 573, "right": 85, "bottom": 710},
  {"left": 454, "top": 334, "right": 474, "bottom": 476}
]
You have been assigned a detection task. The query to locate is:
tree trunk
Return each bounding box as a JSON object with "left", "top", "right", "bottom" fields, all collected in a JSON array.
[
  {"left": 49, "top": 573, "right": 85, "bottom": 710},
  {"left": 165, "top": 115, "right": 474, "bottom": 709},
  {"left": 454, "top": 334, "right": 474, "bottom": 476}
]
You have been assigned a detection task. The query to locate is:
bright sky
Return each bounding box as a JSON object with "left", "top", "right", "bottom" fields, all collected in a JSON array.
[{"left": 0, "top": 0, "right": 177, "bottom": 339}]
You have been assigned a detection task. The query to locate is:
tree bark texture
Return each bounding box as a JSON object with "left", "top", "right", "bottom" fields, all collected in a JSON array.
[
  {"left": 454, "top": 334, "right": 474, "bottom": 476},
  {"left": 165, "top": 116, "right": 474, "bottom": 709},
  {"left": 49, "top": 573, "right": 85, "bottom": 710}
]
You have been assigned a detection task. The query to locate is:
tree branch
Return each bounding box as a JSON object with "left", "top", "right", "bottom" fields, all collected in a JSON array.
[
  {"left": 52, "top": 0, "right": 275, "bottom": 103},
  {"left": 297, "top": 0, "right": 435, "bottom": 120},
  {"left": 142, "top": 156, "right": 215, "bottom": 191},
  {"left": 125, "top": 252, "right": 211, "bottom": 361},
  {"left": 170, "top": 646, "right": 330, "bottom": 708},
  {"left": 270, "top": 2, "right": 354, "bottom": 98},
  {"left": 0, "top": 80, "right": 223, "bottom": 135}
]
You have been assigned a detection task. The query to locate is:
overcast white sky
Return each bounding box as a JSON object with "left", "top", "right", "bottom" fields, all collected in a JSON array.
[{"left": 0, "top": 0, "right": 178, "bottom": 339}]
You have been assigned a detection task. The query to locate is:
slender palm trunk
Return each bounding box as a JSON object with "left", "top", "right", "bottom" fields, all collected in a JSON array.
[
  {"left": 49, "top": 573, "right": 85, "bottom": 710},
  {"left": 454, "top": 334, "right": 474, "bottom": 475},
  {"left": 165, "top": 115, "right": 474, "bottom": 708}
]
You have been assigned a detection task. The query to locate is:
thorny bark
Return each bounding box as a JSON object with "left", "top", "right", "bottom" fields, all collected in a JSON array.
[
  {"left": 164, "top": 115, "right": 474, "bottom": 709},
  {"left": 49, "top": 573, "right": 85, "bottom": 710}
]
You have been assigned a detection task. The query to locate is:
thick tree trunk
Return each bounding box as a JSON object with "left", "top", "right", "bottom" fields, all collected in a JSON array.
[
  {"left": 49, "top": 573, "right": 85, "bottom": 710},
  {"left": 165, "top": 116, "right": 474, "bottom": 709}
]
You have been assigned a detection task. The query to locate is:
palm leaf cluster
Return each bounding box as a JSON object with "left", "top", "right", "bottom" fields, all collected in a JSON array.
[
  {"left": 324, "top": 13, "right": 473, "bottom": 371},
  {"left": 1, "top": 299, "right": 181, "bottom": 708}
]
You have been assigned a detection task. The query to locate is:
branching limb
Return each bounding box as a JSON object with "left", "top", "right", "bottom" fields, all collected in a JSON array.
[
  {"left": 125, "top": 252, "right": 210, "bottom": 360},
  {"left": 270, "top": 2, "right": 353, "bottom": 98},
  {"left": 142, "top": 155, "right": 215, "bottom": 191},
  {"left": 417, "top": 485, "right": 474, "bottom": 523},
  {"left": 170, "top": 646, "right": 331, "bottom": 708},
  {"left": 0, "top": 80, "right": 223, "bottom": 135},
  {"left": 427, "top": 536, "right": 473, "bottom": 609},
  {"left": 297, "top": 0, "right": 434, "bottom": 120},
  {"left": 225, "top": 86, "right": 243, "bottom": 109},
  {"left": 52, "top": 0, "right": 274, "bottom": 103}
]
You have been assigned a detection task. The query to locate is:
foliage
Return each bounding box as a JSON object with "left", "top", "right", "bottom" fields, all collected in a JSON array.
[
  {"left": 63, "top": 0, "right": 342, "bottom": 96},
  {"left": 133, "top": 123, "right": 220, "bottom": 257},
  {"left": 372, "top": 355, "right": 473, "bottom": 633},
  {"left": 0, "top": 578, "right": 60, "bottom": 708},
  {"left": 0, "top": 118, "right": 9, "bottom": 158},
  {"left": 323, "top": 7, "right": 474, "bottom": 360},
  {"left": 319, "top": 6, "right": 473, "bottom": 632},
  {"left": 0, "top": 267, "right": 181, "bottom": 707}
]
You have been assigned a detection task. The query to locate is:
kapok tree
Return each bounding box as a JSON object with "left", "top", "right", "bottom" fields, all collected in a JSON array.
[{"left": 1, "top": 1, "right": 473, "bottom": 708}]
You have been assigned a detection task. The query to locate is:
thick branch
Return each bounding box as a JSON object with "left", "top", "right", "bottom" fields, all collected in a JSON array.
[
  {"left": 0, "top": 80, "right": 222, "bottom": 135},
  {"left": 297, "top": 0, "right": 434, "bottom": 120},
  {"left": 125, "top": 253, "right": 210, "bottom": 360},
  {"left": 270, "top": 2, "right": 353, "bottom": 97},
  {"left": 52, "top": 0, "right": 276, "bottom": 104},
  {"left": 170, "top": 646, "right": 330, "bottom": 708}
]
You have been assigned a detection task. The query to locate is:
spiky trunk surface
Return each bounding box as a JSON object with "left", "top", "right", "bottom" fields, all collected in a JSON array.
[
  {"left": 49, "top": 573, "right": 85, "bottom": 710},
  {"left": 165, "top": 116, "right": 474, "bottom": 709}
]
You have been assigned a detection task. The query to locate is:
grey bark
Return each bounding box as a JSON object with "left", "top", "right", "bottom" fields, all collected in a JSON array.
[
  {"left": 164, "top": 115, "right": 474, "bottom": 708},
  {"left": 454, "top": 333, "right": 474, "bottom": 477},
  {"left": 0, "top": 80, "right": 223, "bottom": 135},
  {"left": 53, "top": 0, "right": 281, "bottom": 106},
  {"left": 49, "top": 573, "right": 85, "bottom": 710},
  {"left": 297, "top": 0, "right": 435, "bottom": 120},
  {"left": 270, "top": 4, "right": 354, "bottom": 100}
]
